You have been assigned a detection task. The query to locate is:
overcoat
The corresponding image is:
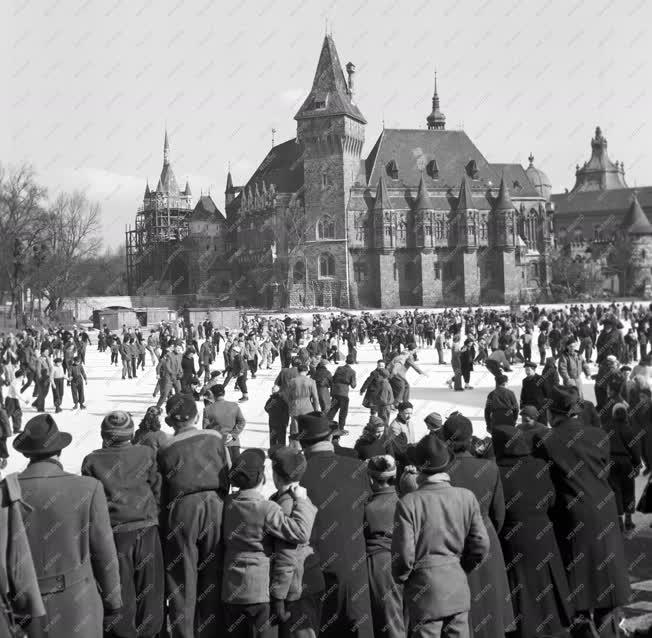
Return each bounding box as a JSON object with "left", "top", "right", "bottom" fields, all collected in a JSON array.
[
  {"left": 494, "top": 438, "right": 573, "bottom": 638},
  {"left": 300, "top": 444, "right": 373, "bottom": 638},
  {"left": 17, "top": 459, "right": 122, "bottom": 638},
  {"left": 445, "top": 452, "right": 515, "bottom": 638},
  {"left": 285, "top": 375, "right": 320, "bottom": 417},
  {"left": 533, "top": 417, "right": 631, "bottom": 610}
]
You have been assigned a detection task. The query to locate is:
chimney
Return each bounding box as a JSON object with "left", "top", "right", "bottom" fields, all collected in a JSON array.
[{"left": 346, "top": 62, "right": 355, "bottom": 96}]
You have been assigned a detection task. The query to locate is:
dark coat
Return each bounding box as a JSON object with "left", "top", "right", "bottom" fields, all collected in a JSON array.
[
  {"left": 496, "top": 451, "right": 572, "bottom": 638},
  {"left": 18, "top": 460, "right": 122, "bottom": 638},
  {"left": 446, "top": 452, "right": 515, "bottom": 638},
  {"left": 331, "top": 364, "right": 356, "bottom": 397},
  {"left": 300, "top": 446, "right": 373, "bottom": 638},
  {"left": 520, "top": 374, "right": 546, "bottom": 410},
  {"left": 534, "top": 418, "right": 631, "bottom": 610},
  {"left": 484, "top": 386, "right": 519, "bottom": 428}
]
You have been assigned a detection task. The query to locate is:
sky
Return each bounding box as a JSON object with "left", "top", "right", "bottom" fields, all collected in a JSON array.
[{"left": 2, "top": 0, "right": 652, "bottom": 248}]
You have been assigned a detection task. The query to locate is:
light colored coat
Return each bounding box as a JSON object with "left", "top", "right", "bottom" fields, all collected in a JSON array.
[{"left": 285, "top": 374, "right": 320, "bottom": 417}]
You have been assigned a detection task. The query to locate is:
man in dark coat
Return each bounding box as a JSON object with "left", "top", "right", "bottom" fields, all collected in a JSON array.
[
  {"left": 13, "top": 414, "right": 122, "bottom": 638},
  {"left": 295, "top": 412, "right": 373, "bottom": 638},
  {"left": 311, "top": 358, "right": 332, "bottom": 412},
  {"left": 484, "top": 374, "right": 519, "bottom": 429},
  {"left": 519, "top": 362, "right": 545, "bottom": 415},
  {"left": 533, "top": 386, "right": 631, "bottom": 638},
  {"left": 327, "top": 355, "right": 357, "bottom": 430},
  {"left": 596, "top": 317, "right": 625, "bottom": 364},
  {"left": 158, "top": 395, "right": 231, "bottom": 638}
]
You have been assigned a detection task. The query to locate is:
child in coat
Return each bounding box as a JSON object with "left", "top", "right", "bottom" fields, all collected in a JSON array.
[{"left": 221, "top": 448, "right": 318, "bottom": 638}]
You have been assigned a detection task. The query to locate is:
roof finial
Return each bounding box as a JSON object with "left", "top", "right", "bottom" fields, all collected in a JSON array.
[
  {"left": 163, "top": 128, "right": 170, "bottom": 165},
  {"left": 528, "top": 153, "right": 534, "bottom": 166},
  {"left": 271, "top": 128, "right": 276, "bottom": 148},
  {"left": 427, "top": 69, "right": 446, "bottom": 130}
]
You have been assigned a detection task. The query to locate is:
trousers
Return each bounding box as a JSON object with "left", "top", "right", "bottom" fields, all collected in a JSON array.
[
  {"left": 327, "top": 395, "right": 350, "bottom": 428},
  {"left": 105, "top": 525, "right": 165, "bottom": 638},
  {"left": 71, "top": 378, "right": 85, "bottom": 406}
]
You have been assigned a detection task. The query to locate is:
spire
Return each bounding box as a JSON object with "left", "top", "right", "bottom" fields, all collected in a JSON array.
[
  {"left": 157, "top": 128, "right": 179, "bottom": 195},
  {"left": 493, "top": 174, "right": 513, "bottom": 211},
  {"left": 184, "top": 179, "right": 192, "bottom": 197},
  {"left": 528, "top": 153, "right": 534, "bottom": 167},
  {"left": 294, "top": 35, "right": 366, "bottom": 124},
  {"left": 145, "top": 180, "right": 150, "bottom": 197},
  {"left": 456, "top": 175, "right": 474, "bottom": 211},
  {"left": 373, "top": 175, "right": 391, "bottom": 210},
  {"left": 414, "top": 173, "right": 433, "bottom": 210},
  {"left": 622, "top": 193, "right": 652, "bottom": 235},
  {"left": 163, "top": 129, "right": 170, "bottom": 165},
  {"left": 226, "top": 169, "right": 234, "bottom": 193},
  {"left": 426, "top": 70, "right": 446, "bottom": 130}
]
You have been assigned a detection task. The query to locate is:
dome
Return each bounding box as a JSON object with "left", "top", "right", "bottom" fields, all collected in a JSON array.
[{"left": 525, "top": 154, "right": 552, "bottom": 201}]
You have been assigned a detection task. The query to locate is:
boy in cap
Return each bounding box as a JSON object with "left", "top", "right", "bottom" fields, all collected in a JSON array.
[
  {"left": 269, "top": 446, "right": 325, "bottom": 638},
  {"left": 364, "top": 455, "right": 406, "bottom": 638},
  {"left": 51, "top": 357, "right": 65, "bottom": 412},
  {"left": 392, "top": 435, "right": 490, "bottom": 638},
  {"left": 68, "top": 354, "right": 87, "bottom": 410},
  {"left": 222, "top": 448, "right": 317, "bottom": 638},
  {"left": 82, "top": 411, "right": 164, "bottom": 638},
  {"left": 158, "top": 394, "right": 231, "bottom": 638}
]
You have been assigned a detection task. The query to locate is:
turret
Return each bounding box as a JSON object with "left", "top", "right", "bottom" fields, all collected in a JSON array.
[{"left": 492, "top": 175, "right": 516, "bottom": 250}]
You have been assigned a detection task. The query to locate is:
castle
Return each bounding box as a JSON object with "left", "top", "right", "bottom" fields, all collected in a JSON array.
[{"left": 127, "top": 35, "right": 556, "bottom": 308}]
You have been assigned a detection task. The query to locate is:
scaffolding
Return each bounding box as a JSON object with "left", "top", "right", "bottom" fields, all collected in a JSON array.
[{"left": 126, "top": 196, "right": 192, "bottom": 295}]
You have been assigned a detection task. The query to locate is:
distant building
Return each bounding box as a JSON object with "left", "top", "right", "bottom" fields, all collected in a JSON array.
[
  {"left": 226, "top": 35, "right": 553, "bottom": 309},
  {"left": 125, "top": 131, "right": 230, "bottom": 297},
  {"left": 552, "top": 127, "right": 652, "bottom": 295}
]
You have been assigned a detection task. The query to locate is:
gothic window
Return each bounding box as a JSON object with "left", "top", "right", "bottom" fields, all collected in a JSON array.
[
  {"left": 480, "top": 220, "right": 488, "bottom": 240},
  {"left": 427, "top": 159, "right": 439, "bottom": 178},
  {"left": 393, "top": 262, "right": 398, "bottom": 280},
  {"left": 434, "top": 263, "right": 441, "bottom": 280},
  {"left": 573, "top": 228, "right": 583, "bottom": 244},
  {"left": 354, "top": 262, "right": 368, "bottom": 283},
  {"left": 293, "top": 260, "right": 305, "bottom": 283},
  {"left": 642, "top": 250, "right": 647, "bottom": 260},
  {"left": 425, "top": 225, "right": 432, "bottom": 236},
  {"left": 466, "top": 160, "right": 479, "bottom": 179},
  {"left": 385, "top": 226, "right": 392, "bottom": 238},
  {"left": 355, "top": 219, "right": 368, "bottom": 242},
  {"left": 405, "top": 262, "right": 417, "bottom": 280},
  {"left": 386, "top": 160, "right": 399, "bottom": 180},
  {"left": 318, "top": 253, "right": 335, "bottom": 278},
  {"left": 317, "top": 216, "right": 335, "bottom": 240},
  {"left": 398, "top": 221, "right": 407, "bottom": 242}
]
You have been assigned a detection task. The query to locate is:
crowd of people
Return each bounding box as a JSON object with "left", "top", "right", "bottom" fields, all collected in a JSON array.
[{"left": 2, "top": 301, "right": 652, "bottom": 638}]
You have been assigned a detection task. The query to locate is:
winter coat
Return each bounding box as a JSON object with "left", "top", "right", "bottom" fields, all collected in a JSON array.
[
  {"left": 17, "top": 460, "right": 122, "bottom": 638},
  {"left": 285, "top": 375, "right": 320, "bottom": 417},
  {"left": 202, "top": 398, "right": 246, "bottom": 448},
  {"left": 331, "top": 364, "right": 356, "bottom": 397},
  {"left": 533, "top": 417, "right": 631, "bottom": 610}
]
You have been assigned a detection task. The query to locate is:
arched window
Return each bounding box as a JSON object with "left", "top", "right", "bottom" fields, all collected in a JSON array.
[
  {"left": 354, "top": 262, "right": 367, "bottom": 283},
  {"left": 318, "top": 253, "right": 335, "bottom": 278},
  {"left": 642, "top": 249, "right": 647, "bottom": 260},
  {"left": 317, "top": 216, "right": 335, "bottom": 240},
  {"left": 293, "top": 260, "right": 305, "bottom": 283}
]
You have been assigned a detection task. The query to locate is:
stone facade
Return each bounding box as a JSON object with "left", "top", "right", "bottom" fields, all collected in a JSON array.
[{"left": 225, "top": 35, "right": 553, "bottom": 308}]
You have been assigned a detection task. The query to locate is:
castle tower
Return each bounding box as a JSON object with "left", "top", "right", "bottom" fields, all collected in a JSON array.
[
  {"left": 426, "top": 71, "right": 446, "bottom": 130},
  {"left": 295, "top": 34, "right": 366, "bottom": 307},
  {"left": 414, "top": 174, "right": 440, "bottom": 305},
  {"left": 372, "top": 175, "right": 399, "bottom": 307},
  {"left": 454, "top": 175, "right": 480, "bottom": 304},
  {"left": 492, "top": 175, "right": 518, "bottom": 302},
  {"left": 621, "top": 193, "right": 652, "bottom": 295}
]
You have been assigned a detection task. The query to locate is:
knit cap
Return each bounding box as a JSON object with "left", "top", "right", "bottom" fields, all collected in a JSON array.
[{"left": 101, "top": 411, "right": 134, "bottom": 442}]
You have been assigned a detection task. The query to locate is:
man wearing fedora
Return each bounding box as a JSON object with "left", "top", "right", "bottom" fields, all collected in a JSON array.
[
  {"left": 533, "top": 386, "right": 630, "bottom": 638},
  {"left": 13, "top": 413, "right": 122, "bottom": 638},
  {"left": 392, "top": 434, "right": 490, "bottom": 638},
  {"left": 157, "top": 394, "right": 231, "bottom": 638},
  {"left": 294, "top": 412, "right": 374, "bottom": 638}
]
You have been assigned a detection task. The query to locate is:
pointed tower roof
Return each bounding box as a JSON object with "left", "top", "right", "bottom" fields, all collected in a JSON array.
[
  {"left": 145, "top": 180, "right": 150, "bottom": 197},
  {"left": 414, "top": 174, "right": 433, "bottom": 210},
  {"left": 622, "top": 193, "right": 652, "bottom": 235},
  {"left": 184, "top": 179, "right": 192, "bottom": 196},
  {"left": 373, "top": 175, "right": 391, "bottom": 210},
  {"left": 226, "top": 170, "right": 234, "bottom": 193},
  {"left": 493, "top": 174, "right": 514, "bottom": 211},
  {"left": 571, "top": 126, "right": 628, "bottom": 193},
  {"left": 158, "top": 129, "right": 179, "bottom": 195},
  {"left": 456, "top": 175, "right": 475, "bottom": 211},
  {"left": 426, "top": 71, "right": 446, "bottom": 130},
  {"left": 295, "top": 35, "right": 366, "bottom": 124}
]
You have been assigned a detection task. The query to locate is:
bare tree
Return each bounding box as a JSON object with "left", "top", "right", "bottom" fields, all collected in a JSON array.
[
  {"left": 0, "top": 164, "right": 48, "bottom": 316},
  {"left": 36, "top": 191, "right": 102, "bottom": 313}
]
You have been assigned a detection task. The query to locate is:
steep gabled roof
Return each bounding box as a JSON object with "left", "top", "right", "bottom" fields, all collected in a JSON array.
[
  {"left": 490, "top": 163, "right": 540, "bottom": 198},
  {"left": 621, "top": 194, "right": 652, "bottom": 235},
  {"left": 373, "top": 174, "right": 391, "bottom": 210},
  {"left": 192, "top": 195, "right": 225, "bottom": 221},
  {"left": 365, "top": 129, "right": 494, "bottom": 189},
  {"left": 456, "top": 175, "right": 475, "bottom": 211},
  {"left": 414, "top": 173, "right": 433, "bottom": 210},
  {"left": 295, "top": 35, "right": 366, "bottom": 124},
  {"left": 552, "top": 186, "right": 652, "bottom": 217}
]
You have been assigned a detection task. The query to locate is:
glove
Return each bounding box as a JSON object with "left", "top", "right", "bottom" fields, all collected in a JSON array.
[{"left": 271, "top": 598, "right": 291, "bottom": 624}]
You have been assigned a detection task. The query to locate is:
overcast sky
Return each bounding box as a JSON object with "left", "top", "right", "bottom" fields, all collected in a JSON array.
[{"left": 2, "top": 0, "right": 651, "bottom": 248}]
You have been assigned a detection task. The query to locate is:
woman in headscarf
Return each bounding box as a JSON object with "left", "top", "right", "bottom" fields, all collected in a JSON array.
[
  {"left": 491, "top": 426, "right": 573, "bottom": 638},
  {"left": 436, "top": 412, "right": 515, "bottom": 638}
]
